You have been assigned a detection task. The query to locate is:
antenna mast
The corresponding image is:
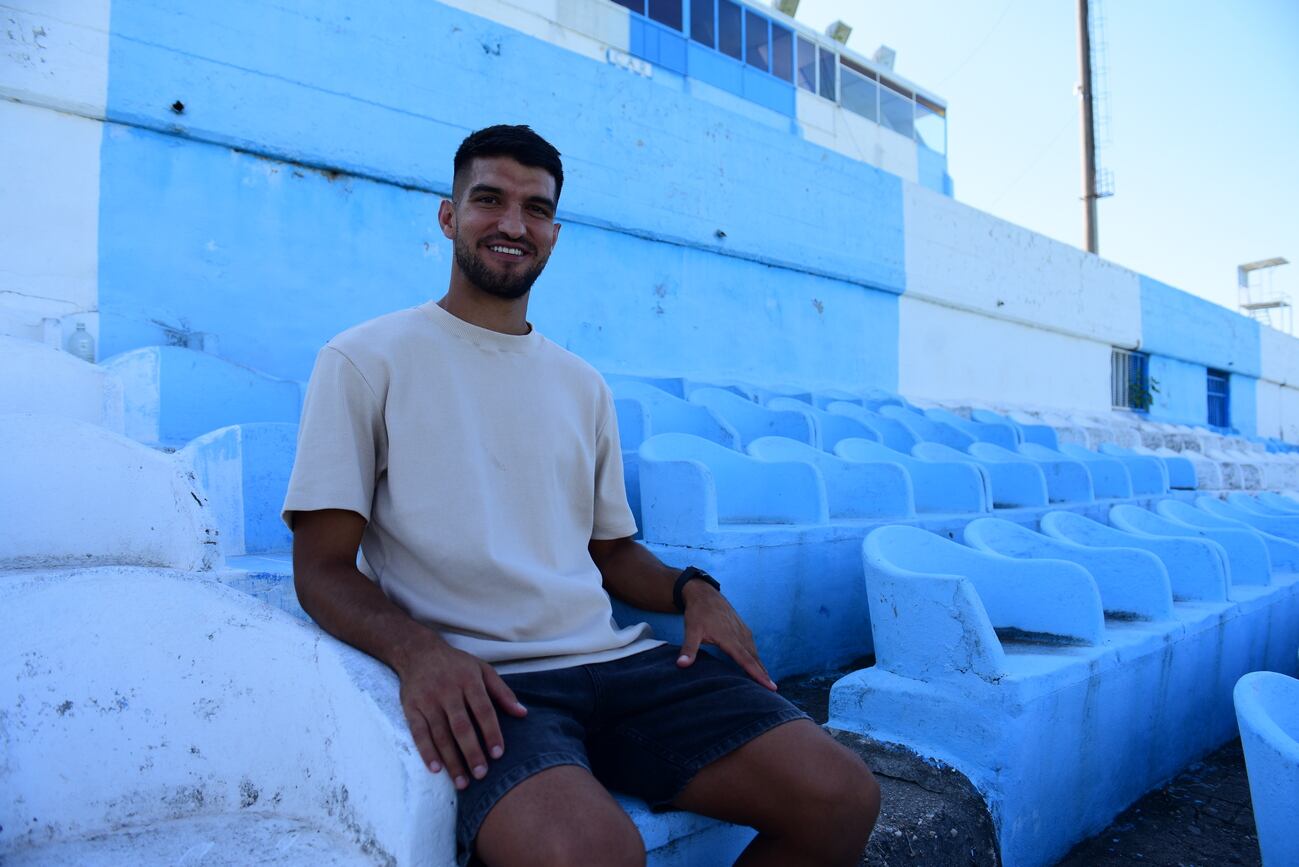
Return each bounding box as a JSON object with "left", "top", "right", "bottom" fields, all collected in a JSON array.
[{"left": 1077, "top": 0, "right": 1098, "bottom": 254}]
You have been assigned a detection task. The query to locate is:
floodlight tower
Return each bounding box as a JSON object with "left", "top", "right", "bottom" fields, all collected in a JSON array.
[{"left": 1238, "top": 257, "right": 1292, "bottom": 333}]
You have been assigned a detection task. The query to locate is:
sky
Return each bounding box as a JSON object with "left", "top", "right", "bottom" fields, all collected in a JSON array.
[{"left": 787, "top": 0, "right": 1299, "bottom": 321}]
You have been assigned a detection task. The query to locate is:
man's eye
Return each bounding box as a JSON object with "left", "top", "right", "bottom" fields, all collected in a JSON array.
[
  {"left": 476, "top": 195, "right": 499, "bottom": 205},
  {"left": 529, "top": 206, "right": 552, "bottom": 218}
]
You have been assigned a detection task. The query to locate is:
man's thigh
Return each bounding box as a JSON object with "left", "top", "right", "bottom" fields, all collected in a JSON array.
[
  {"left": 670, "top": 717, "right": 876, "bottom": 833},
  {"left": 474, "top": 765, "right": 644, "bottom": 867}
]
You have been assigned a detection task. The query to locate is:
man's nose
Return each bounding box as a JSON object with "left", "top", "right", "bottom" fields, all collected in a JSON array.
[{"left": 497, "top": 204, "right": 526, "bottom": 238}]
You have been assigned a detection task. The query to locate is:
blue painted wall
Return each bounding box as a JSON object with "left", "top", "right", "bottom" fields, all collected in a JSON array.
[
  {"left": 100, "top": 0, "right": 904, "bottom": 385},
  {"left": 1148, "top": 355, "right": 1207, "bottom": 428},
  {"left": 916, "top": 146, "right": 948, "bottom": 196},
  {"left": 1140, "top": 276, "right": 1261, "bottom": 376}
]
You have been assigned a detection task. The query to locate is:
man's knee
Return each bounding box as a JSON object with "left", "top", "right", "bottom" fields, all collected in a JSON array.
[
  {"left": 778, "top": 744, "right": 881, "bottom": 858},
  {"left": 519, "top": 813, "right": 645, "bottom": 867}
]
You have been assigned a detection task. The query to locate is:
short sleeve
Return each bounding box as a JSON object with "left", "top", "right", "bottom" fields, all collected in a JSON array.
[
  {"left": 281, "top": 345, "right": 387, "bottom": 529},
  {"left": 591, "top": 384, "right": 638, "bottom": 540}
]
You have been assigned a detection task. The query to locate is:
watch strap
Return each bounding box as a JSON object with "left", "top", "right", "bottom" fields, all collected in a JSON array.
[{"left": 673, "top": 566, "right": 721, "bottom": 613}]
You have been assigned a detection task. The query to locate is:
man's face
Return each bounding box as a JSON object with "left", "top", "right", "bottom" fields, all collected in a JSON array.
[{"left": 439, "top": 156, "right": 561, "bottom": 301}]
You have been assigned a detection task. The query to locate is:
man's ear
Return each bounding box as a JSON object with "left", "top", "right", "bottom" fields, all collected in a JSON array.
[
  {"left": 438, "top": 198, "right": 456, "bottom": 241},
  {"left": 551, "top": 221, "right": 561, "bottom": 246}
]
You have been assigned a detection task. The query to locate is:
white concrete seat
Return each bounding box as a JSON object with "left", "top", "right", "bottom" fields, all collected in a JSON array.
[
  {"left": 0, "top": 413, "right": 218, "bottom": 571},
  {"left": 1234, "top": 670, "right": 1299, "bottom": 867},
  {"left": 0, "top": 569, "right": 450, "bottom": 865},
  {"left": 0, "top": 336, "right": 124, "bottom": 433}
]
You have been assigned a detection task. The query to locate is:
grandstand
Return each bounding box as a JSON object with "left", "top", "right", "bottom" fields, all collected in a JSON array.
[{"left": 3, "top": 1, "right": 1297, "bottom": 865}]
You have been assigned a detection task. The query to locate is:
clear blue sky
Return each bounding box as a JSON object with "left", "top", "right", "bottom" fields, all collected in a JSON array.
[{"left": 791, "top": 0, "right": 1299, "bottom": 318}]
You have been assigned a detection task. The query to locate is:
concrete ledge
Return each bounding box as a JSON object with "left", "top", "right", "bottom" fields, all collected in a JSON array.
[
  {"left": 0, "top": 337, "right": 125, "bottom": 433},
  {"left": 1234, "top": 671, "right": 1299, "bottom": 867},
  {"left": 0, "top": 413, "right": 218, "bottom": 571},
  {"left": 0, "top": 568, "right": 452, "bottom": 865}
]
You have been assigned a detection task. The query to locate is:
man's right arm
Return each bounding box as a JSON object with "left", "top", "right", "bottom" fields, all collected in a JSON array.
[{"left": 292, "top": 508, "right": 527, "bottom": 790}]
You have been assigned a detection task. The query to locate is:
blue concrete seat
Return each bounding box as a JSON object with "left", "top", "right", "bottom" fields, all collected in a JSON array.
[
  {"left": 994, "top": 442, "right": 1094, "bottom": 504},
  {"left": 612, "top": 381, "right": 740, "bottom": 449},
  {"left": 766, "top": 397, "right": 880, "bottom": 452},
  {"left": 924, "top": 406, "right": 1018, "bottom": 449},
  {"left": 634, "top": 433, "right": 873, "bottom": 678},
  {"left": 1160, "top": 499, "right": 1299, "bottom": 573},
  {"left": 1039, "top": 511, "right": 1229, "bottom": 602},
  {"left": 963, "top": 517, "right": 1175, "bottom": 621},
  {"left": 101, "top": 345, "right": 302, "bottom": 449},
  {"left": 179, "top": 422, "right": 298, "bottom": 558},
  {"left": 1235, "top": 492, "right": 1299, "bottom": 517},
  {"left": 913, "top": 441, "right": 1048, "bottom": 508},
  {"left": 1101, "top": 442, "right": 1201, "bottom": 490},
  {"left": 1234, "top": 671, "right": 1299, "bottom": 867},
  {"left": 687, "top": 387, "right": 813, "bottom": 448},
  {"left": 1257, "top": 491, "right": 1299, "bottom": 514},
  {"left": 879, "top": 405, "right": 976, "bottom": 450},
  {"left": 835, "top": 437, "right": 988, "bottom": 514},
  {"left": 833, "top": 520, "right": 1299, "bottom": 865},
  {"left": 811, "top": 388, "right": 865, "bottom": 410},
  {"left": 825, "top": 402, "right": 918, "bottom": 452},
  {"left": 1109, "top": 504, "right": 1272, "bottom": 588},
  {"left": 1081, "top": 443, "right": 1169, "bottom": 494},
  {"left": 604, "top": 373, "right": 688, "bottom": 399},
  {"left": 747, "top": 436, "right": 913, "bottom": 519},
  {"left": 0, "top": 570, "right": 450, "bottom": 865},
  {"left": 1214, "top": 494, "right": 1299, "bottom": 544},
  {"left": 1054, "top": 443, "right": 1140, "bottom": 498},
  {"left": 972, "top": 408, "right": 1058, "bottom": 448}
]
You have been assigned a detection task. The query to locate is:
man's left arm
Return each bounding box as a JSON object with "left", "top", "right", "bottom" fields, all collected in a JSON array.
[{"left": 589, "top": 537, "right": 777, "bottom": 691}]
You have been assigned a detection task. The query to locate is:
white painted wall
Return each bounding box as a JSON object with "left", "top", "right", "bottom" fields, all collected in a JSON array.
[
  {"left": 0, "top": 101, "right": 103, "bottom": 344},
  {"left": 0, "top": 0, "right": 110, "bottom": 116},
  {"left": 1255, "top": 326, "right": 1299, "bottom": 441},
  {"left": 898, "top": 295, "right": 1114, "bottom": 412},
  {"left": 899, "top": 182, "right": 1140, "bottom": 410},
  {"left": 903, "top": 183, "right": 1141, "bottom": 345}
]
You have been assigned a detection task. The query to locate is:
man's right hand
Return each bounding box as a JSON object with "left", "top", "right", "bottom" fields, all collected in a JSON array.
[
  {"left": 291, "top": 509, "right": 528, "bottom": 792},
  {"left": 395, "top": 636, "right": 528, "bottom": 790}
]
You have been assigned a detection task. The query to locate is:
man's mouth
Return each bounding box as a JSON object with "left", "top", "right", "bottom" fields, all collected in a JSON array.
[{"left": 484, "top": 243, "right": 530, "bottom": 259}]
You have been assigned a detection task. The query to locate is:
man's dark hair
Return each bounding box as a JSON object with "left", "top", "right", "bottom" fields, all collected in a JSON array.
[{"left": 453, "top": 124, "right": 564, "bottom": 204}]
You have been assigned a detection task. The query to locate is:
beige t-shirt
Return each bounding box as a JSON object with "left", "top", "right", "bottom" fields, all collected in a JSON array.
[{"left": 282, "top": 301, "right": 658, "bottom": 673}]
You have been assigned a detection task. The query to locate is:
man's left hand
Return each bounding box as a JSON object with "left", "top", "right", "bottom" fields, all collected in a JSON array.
[{"left": 676, "top": 582, "right": 777, "bottom": 691}]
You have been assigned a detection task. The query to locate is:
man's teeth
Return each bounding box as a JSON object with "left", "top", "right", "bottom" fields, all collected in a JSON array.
[{"left": 489, "top": 245, "right": 524, "bottom": 256}]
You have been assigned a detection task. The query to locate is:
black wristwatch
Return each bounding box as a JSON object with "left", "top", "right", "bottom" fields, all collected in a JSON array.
[{"left": 673, "top": 566, "right": 721, "bottom": 612}]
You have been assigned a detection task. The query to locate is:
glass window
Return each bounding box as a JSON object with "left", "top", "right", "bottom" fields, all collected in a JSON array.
[
  {"left": 647, "top": 0, "right": 682, "bottom": 30},
  {"left": 915, "top": 95, "right": 946, "bottom": 154},
  {"left": 771, "top": 25, "right": 793, "bottom": 82},
  {"left": 879, "top": 79, "right": 914, "bottom": 138},
  {"left": 796, "top": 36, "right": 816, "bottom": 91},
  {"left": 612, "top": 0, "right": 645, "bottom": 11},
  {"left": 1111, "top": 349, "right": 1152, "bottom": 410},
  {"left": 817, "top": 47, "right": 836, "bottom": 100},
  {"left": 718, "top": 0, "right": 742, "bottom": 59},
  {"left": 745, "top": 10, "right": 769, "bottom": 70},
  {"left": 690, "top": 0, "right": 715, "bottom": 47},
  {"left": 1207, "top": 369, "right": 1230, "bottom": 427},
  {"left": 839, "top": 59, "right": 877, "bottom": 121}
]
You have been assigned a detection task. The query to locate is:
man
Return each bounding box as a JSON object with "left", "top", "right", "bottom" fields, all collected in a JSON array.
[{"left": 284, "top": 124, "right": 879, "bottom": 867}]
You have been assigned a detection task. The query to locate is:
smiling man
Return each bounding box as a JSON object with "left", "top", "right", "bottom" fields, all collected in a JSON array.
[{"left": 283, "top": 125, "right": 879, "bottom": 867}]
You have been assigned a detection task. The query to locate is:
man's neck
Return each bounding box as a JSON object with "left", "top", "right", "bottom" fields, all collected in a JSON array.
[{"left": 437, "top": 283, "right": 531, "bottom": 336}]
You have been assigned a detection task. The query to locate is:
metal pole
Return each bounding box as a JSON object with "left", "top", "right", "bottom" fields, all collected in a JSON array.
[{"left": 1077, "top": 0, "right": 1098, "bottom": 253}]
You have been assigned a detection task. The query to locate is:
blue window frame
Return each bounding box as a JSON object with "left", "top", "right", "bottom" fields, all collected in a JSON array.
[
  {"left": 1207, "top": 369, "right": 1230, "bottom": 428},
  {"left": 613, "top": 0, "right": 644, "bottom": 11},
  {"left": 1112, "top": 348, "right": 1151, "bottom": 411}
]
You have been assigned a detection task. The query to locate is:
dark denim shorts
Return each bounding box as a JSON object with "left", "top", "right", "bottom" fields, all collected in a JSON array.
[{"left": 456, "top": 644, "right": 809, "bottom": 859}]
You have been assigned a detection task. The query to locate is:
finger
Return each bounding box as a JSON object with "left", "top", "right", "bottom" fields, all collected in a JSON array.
[
  {"left": 402, "top": 705, "right": 442, "bottom": 772},
  {"left": 483, "top": 667, "right": 528, "bottom": 719},
  {"left": 719, "top": 636, "right": 778, "bottom": 691},
  {"left": 465, "top": 683, "right": 506, "bottom": 762},
  {"left": 678, "top": 626, "right": 704, "bottom": 667},
  {"left": 445, "top": 702, "right": 490, "bottom": 785},
  {"left": 428, "top": 713, "right": 471, "bottom": 791}
]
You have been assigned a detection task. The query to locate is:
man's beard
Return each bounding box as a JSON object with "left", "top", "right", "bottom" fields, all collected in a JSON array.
[{"left": 454, "top": 235, "right": 547, "bottom": 301}]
